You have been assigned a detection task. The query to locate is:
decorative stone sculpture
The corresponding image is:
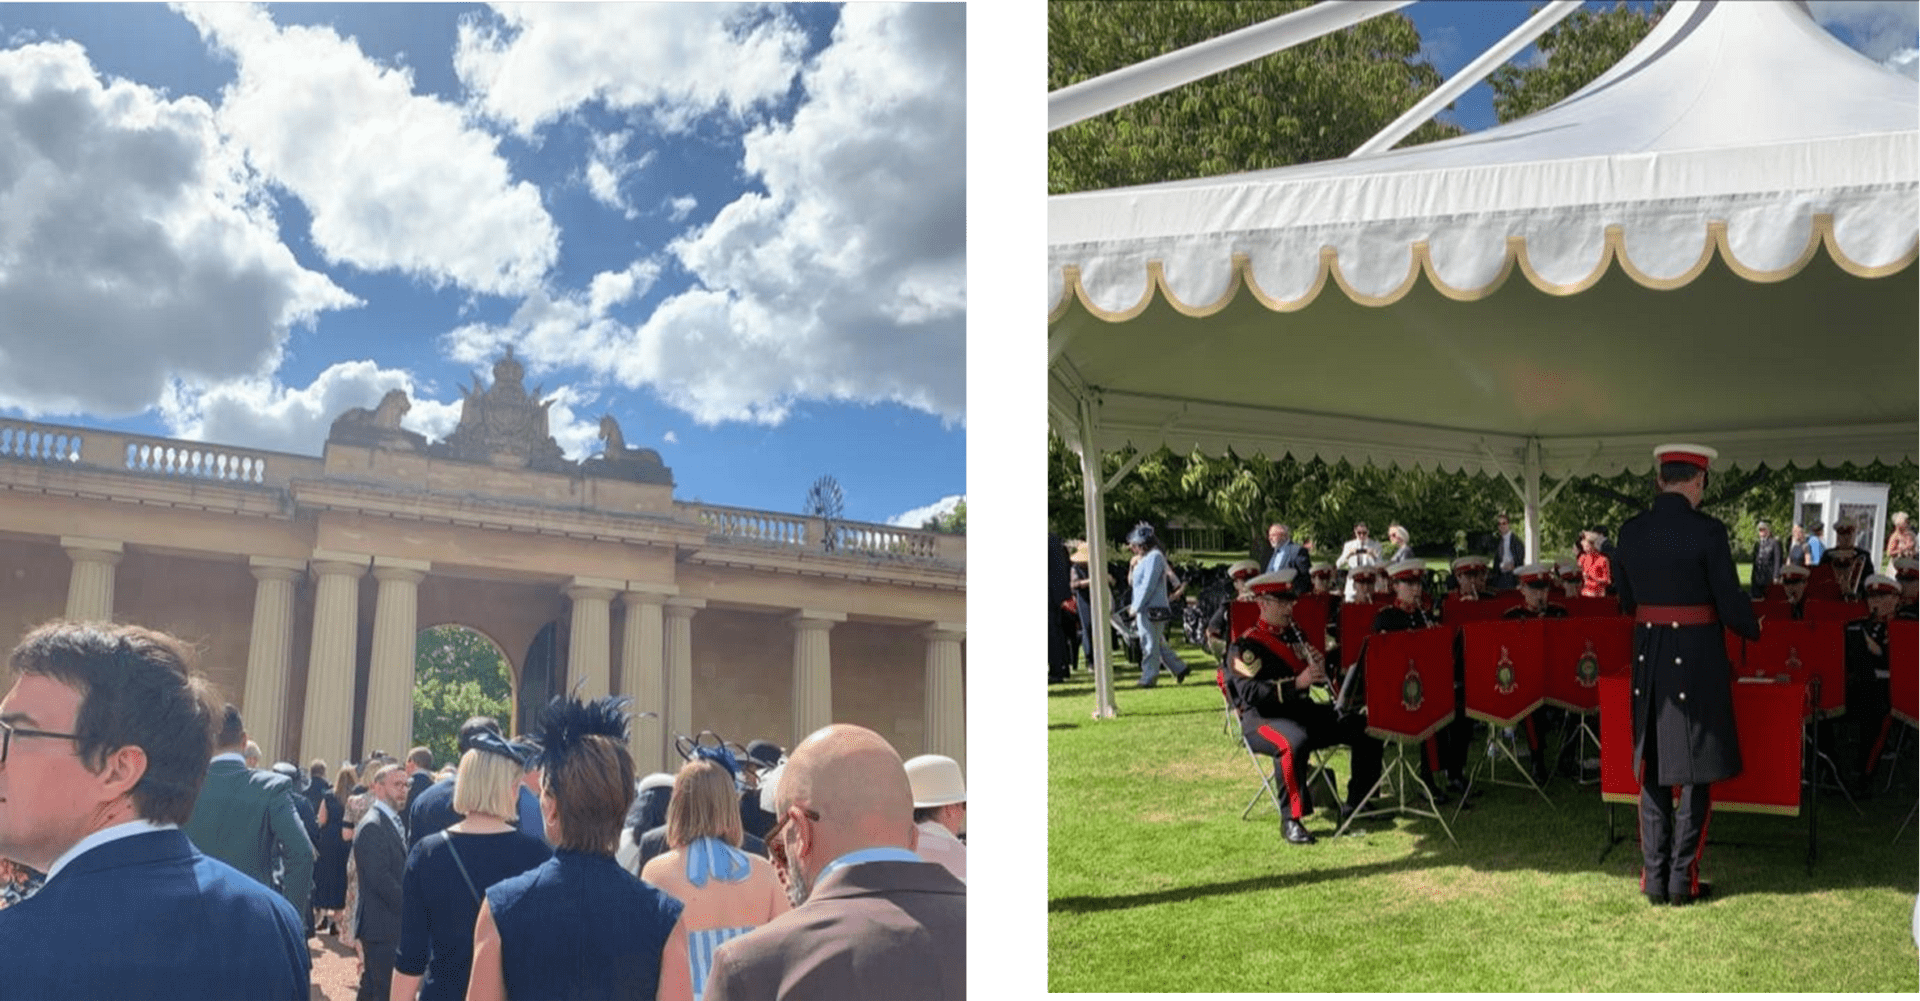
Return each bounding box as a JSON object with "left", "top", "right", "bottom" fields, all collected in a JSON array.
[
  {"left": 586, "top": 415, "right": 674, "bottom": 485},
  {"left": 429, "top": 348, "right": 571, "bottom": 472},
  {"left": 327, "top": 388, "right": 427, "bottom": 450}
]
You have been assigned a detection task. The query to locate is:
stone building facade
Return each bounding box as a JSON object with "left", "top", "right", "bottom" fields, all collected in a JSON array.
[{"left": 0, "top": 355, "right": 964, "bottom": 774}]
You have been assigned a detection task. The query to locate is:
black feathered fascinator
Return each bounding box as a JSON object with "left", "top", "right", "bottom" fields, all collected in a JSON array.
[{"left": 532, "top": 695, "right": 632, "bottom": 795}]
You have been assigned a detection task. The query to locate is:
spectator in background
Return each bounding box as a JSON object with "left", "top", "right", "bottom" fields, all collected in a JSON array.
[
  {"left": 738, "top": 740, "right": 783, "bottom": 842},
  {"left": 1336, "top": 523, "right": 1384, "bottom": 600},
  {"left": 904, "top": 755, "right": 967, "bottom": 884},
  {"left": 313, "top": 763, "right": 353, "bottom": 938},
  {"left": 1808, "top": 521, "right": 1827, "bottom": 565},
  {"left": 1125, "top": 523, "right": 1189, "bottom": 688},
  {"left": 1886, "top": 512, "right": 1916, "bottom": 565},
  {"left": 619, "top": 772, "right": 677, "bottom": 875},
  {"left": 1385, "top": 523, "right": 1414, "bottom": 564},
  {"left": 405, "top": 746, "right": 435, "bottom": 812},
  {"left": 1750, "top": 520, "right": 1785, "bottom": 598},
  {"left": 642, "top": 752, "right": 790, "bottom": 1001},
  {"left": 1787, "top": 523, "right": 1813, "bottom": 568},
  {"left": 1578, "top": 531, "right": 1612, "bottom": 598},
  {"left": 182, "top": 706, "right": 315, "bottom": 932},
  {"left": 391, "top": 732, "right": 551, "bottom": 1001},
  {"left": 1265, "top": 523, "right": 1311, "bottom": 578},
  {"left": 411, "top": 718, "right": 544, "bottom": 849},
  {"left": 1049, "top": 532, "right": 1073, "bottom": 684},
  {"left": 351, "top": 763, "right": 409, "bottom": 1001},
  {"left": 1489, "top": 514, "right": 1524, "bottom": 590}
]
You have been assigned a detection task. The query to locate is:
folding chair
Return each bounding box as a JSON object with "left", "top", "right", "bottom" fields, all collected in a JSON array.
[{"left": 1235, "top": 711, "right": 1339, "bottom": 825}]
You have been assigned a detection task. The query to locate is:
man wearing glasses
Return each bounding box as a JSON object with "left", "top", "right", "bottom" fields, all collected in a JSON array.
[
  {"left": 0, "top": 620, "right": 310, "bottom": 999},
  {"left": 707, "top": 724, "right": 964, "bottom": 1001},
  {"left": 1335, "top": 522, "right": 1384, "bottom": 601}
]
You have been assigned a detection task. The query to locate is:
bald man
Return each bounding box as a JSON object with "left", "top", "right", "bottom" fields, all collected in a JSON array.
[{"left": 704, "top": 724, "right": 965, "bottom": 1001}]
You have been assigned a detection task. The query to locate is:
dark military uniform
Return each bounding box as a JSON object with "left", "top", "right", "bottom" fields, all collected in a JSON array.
[
  {"left": 1228, "top": 620, "right": 1382, "bottom": 821},
  {"left": 1842, "top": 612, "right": 1894, "bottom": 779},
  {"left": 1613, "top": 491, "right": 1760, "bottom": 901}
]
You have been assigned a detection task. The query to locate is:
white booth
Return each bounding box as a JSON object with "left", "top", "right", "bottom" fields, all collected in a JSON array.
[{"left": 1794, "top": 481, "right": 1890, "bottom": 552}]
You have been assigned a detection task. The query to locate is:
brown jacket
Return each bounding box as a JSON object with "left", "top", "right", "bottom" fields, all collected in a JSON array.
[{"left": 704, "top": 859, "right": 965, "bottom": 1001}]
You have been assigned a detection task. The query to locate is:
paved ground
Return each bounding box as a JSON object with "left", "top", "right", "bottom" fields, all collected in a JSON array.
[{"left": 309, "top": 929, "right": 361, "bottom": 1001}]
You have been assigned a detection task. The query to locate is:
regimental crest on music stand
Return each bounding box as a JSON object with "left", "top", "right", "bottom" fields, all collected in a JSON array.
[
  {"left": 1401, "top": 659, "right": 1425, "bottom": 712},
  {"left": 1494, "top": 645, "right": 1517, "bottom": 696},
  {"left": 1575, "top": 640, "right": 1600, "bottom": 689}
]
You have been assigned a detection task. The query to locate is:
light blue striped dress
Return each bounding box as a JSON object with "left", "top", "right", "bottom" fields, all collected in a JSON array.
[{"left": 681, "top": 837, "right": 758, "bottom": 1001}]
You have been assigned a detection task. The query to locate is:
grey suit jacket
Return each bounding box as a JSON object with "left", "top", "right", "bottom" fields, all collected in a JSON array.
[
  {"left": 351, "top": 805, "right": 407, "bottom": 943},
  {"left": 705, "top": 859, "right": 965, "bottom": 1001},
  {"left": 182, "top": 758, "right": 315, "bottom": 919}
]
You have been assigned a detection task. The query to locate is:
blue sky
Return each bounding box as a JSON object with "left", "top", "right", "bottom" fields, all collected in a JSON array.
[
  {"left": 1404, "top": 0, "right": 1918, "bottom": 133},
  {"left": 0, "top": 3, "right": 964, "bottom": 527}
]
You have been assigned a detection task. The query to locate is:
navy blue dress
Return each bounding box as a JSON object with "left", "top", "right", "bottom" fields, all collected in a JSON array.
[
  {"left": 396, "top": 829, "right": 553, "bottom": 1001},
  {"left": 487, "top": 851, "right": 684, "bottom": 1001}
]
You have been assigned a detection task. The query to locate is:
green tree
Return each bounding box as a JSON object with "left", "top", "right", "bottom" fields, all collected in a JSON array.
[
  {"left": 921, "top": 498, "right": 967, "bottom": 534},
  {"left": 413, "top": 625, "right": 513, "bottom": 767},
  {"left": 1488, "top": 2, "right": 1670, "bottom": 124},
  {"left": 1049, "top": 0, "right": 1463, "bottom": 194}
]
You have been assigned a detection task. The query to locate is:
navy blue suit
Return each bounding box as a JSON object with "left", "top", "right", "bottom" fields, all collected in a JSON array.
[{"left": 0, "top": 829, "right": 309, "bottom": 1000}]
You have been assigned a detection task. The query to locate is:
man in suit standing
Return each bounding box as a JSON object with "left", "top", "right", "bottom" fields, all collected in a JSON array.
[
  {"left": 183, "top": 706, "right": 315, "bottom": 930},
  {"left": 1613, "top": 444, "right": 1759, "bottom": 907},
  {"left": 1489, "top": 513, "right": 1525, "bottom": 590},
  {"left": 0, "top": 621, "right": 309, "bottom": 1000},
  {"left": 706, "top": 724, "right": 964, "bottom": 1001},
  {"left": 403, "top": 745, "right": 435, "bottom": 811},
  {"left": 1265, "top": 523, "right": 1311, "bottom": 579},
  {"left": 352, "top": 762, "right": 410, "bottom": 1001}
]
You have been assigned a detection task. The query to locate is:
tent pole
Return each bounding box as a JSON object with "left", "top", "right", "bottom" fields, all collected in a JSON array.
[
  {"left": 1078, "top": 393, "right": 1119, "bottom": 719},
  {"left": 1523, "top": 438, "right": 1543, "bottom": 567}
]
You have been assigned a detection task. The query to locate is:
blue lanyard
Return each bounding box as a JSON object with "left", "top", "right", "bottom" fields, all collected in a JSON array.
[{"left": 816, "top": 846, "right": 923, "bottom": 884}]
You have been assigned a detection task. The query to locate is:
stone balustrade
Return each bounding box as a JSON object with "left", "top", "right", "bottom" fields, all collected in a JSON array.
[
  {"left": 0, "top": 420, "right": 83, "bottom": 464},
  {"left": 687, "top": 502, "right": 961, "bottom": 563}
]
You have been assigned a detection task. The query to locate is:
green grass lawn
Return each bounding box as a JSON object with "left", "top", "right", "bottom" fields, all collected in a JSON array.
[{"left": 1049, "top": 637, "right": 1919, "bottom": 992}]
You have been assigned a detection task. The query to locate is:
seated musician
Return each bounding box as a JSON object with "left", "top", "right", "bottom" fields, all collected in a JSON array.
[
  {"left": 1371, "top": 560, "right": 1460, "bottom": 802},
  {"left": 1308, "top": 563, "right": 1338, "bottom": 597},
  {"left": 1204, "top": 560, "right": 1263, "bottom": 657},
  {"left": 1446, "top": 555, "right": 1491, "bottom": 606},
  {"left": 1227, "top": 569, "right": 1383, "bottom": 845},
  {"left": 1555, "top": 560, "right": 1583, "bottom": 599},
  {"left": 1892, "top": 557, "right": 1918, "bottom": 616},
  {"left": 1820, "top": 521, "right": 1875, "bottom": 601},
  {"left": 1501, "top": 563, "right": 1568, "bottom": 783},
  {"left": 1349, "top": 564, "right": 1383, "bottom": 604},
  {"left": 1778, "top": 564, "right": 1811, "bottom": 618},
  {"left": 1842, "top": 574, "right": 1902, "bottom": 790}
]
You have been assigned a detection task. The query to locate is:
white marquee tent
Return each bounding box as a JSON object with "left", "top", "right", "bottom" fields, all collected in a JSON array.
[{"left": 1047, "top": 0, "right": 1918, "bottom": 715}]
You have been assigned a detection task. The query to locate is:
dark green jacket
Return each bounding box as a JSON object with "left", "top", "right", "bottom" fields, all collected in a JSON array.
[{"left": 183, "top": 757, "right": 315, "bottom": 919}]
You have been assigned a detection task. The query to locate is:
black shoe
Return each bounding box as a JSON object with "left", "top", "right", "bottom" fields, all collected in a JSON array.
[
  {"left": 1448, "top": 773, "right": 1472, "bottom": 796},
  {"left": 1133, "top": 681, "right": 1156, "bottom": 688},
  {"left": 1329, "top": 799, "right": 1359, "bottom": 822},
  {"left": 1173, "top": 667, "right": 1189, "bottom": 684},
  {"left": 1282, "top": 817, "right": 1317, "bottom": 844},
  {"left": 1645, "top": 891, "right": 1670, "bottom": 907},
  {"left": 1420, "top": 777, "right": 1449, "bottom": 806},
  {"left": 1530, "top": 759, "right": 1551, "bottom": 786},
  {"left": 1668, "top": 882, "right": 1713, "bottom": 907}
]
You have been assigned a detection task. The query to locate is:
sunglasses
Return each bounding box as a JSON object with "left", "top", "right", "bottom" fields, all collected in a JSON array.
[{"left": 764, "top": 804, "right": 823, "bottom": 866}]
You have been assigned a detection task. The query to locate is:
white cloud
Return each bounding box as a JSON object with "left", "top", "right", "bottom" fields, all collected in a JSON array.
[
  {"left": 662, "top": 430, "right": 678, "bottom": 444},
  {"left": 159, "top": 359, "right": 456, "bottom": 455},
  {"left": 1810, "top": 0, "right": 1920, "bottom": 62},
  {"left": 1885, "top": 46, "right": 1920, "bottom": 79},
  {"left": 180, "top": 2, "right": 559, "bottom": 297},
  {"left": 454, "top": 3, "right": 807, "bottom": 136},
  {"left": 888, "top": 494, "right": 963, "bottom": 529},
  {"left": 0, "top": 40, "right": 355, "bottom": 420},
  {"left": 584, "top": 129, "right": 654, "bottom": 219},
  {"left": 665, "top": 194, "right": 698, "bottom": 222},
  {"left": 442, "top": 257, "right": 664, "bottom": 371}
]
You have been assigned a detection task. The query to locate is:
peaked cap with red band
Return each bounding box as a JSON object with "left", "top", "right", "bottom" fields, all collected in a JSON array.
[
  {"left": 1864, "top": 573, "right": 1900, "bottom": 596},
  {"left": 1245, "top": 568, "right": 1299, "bottom": 598},
  {"left": 1653, "top": 442, "right": 1718, "bottom": 470},
  {"left": 1385, "top": 559, "right": 1426, "bottom": 582}
]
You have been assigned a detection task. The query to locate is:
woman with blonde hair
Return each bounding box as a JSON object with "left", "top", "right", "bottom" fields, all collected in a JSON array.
[
  {"left": 641, "top": 751, "right": 790, "bottom": 1001},
  {"left": 1385, "top": 523, "right": 1414, "bottom": 563},
  {"left": 311, "top": 763, "right": 355, "bottom": 936},
  {"left": 391, "top": 734, "right": 551, "bottom": 1001}
]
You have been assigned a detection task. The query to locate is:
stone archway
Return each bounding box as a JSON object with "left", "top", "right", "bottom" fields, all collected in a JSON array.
[{"left": 412, "top": 623, "right": 515, "bottom": 767}]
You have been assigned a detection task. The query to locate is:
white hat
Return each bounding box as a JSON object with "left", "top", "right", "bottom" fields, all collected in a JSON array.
[
  {"left": 1516, "top": 562, "right": 1557, "bottom": 585},
  {"left": 905, "top": 754, "right": 966, "bottom": 808},
  {"left": 1386, "top": 559, "right": 1426, "bottom": 582},
  {"left": 1450, "top": 555, "right": 1489, "bottom": 573}
]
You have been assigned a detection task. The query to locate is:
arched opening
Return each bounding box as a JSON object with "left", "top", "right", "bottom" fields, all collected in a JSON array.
[{"left": 413, "top": 624, "right": 514, "bottom": 767}]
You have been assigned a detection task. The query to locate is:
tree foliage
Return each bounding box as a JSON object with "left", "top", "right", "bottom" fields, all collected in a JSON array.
[
  {"left": 920, "top": 497, "right": 967, "bottom": 535},
  {"left": 413, "top": 625, "right": 513, "bottom": 768},
  {"left": 1488, "top": 2, "right": 1670, "bottom": 124},
  {"left": 1049, "top": 0, "right": 1463, "bottom": 194}
]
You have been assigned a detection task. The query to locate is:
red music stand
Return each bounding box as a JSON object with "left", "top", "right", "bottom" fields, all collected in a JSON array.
[
  {"left": 1888, "top": 621, "right": 1917, "bottom": 835},
  {"left": 1334, "top": 626, "right": 1459, "bottom": 844},
  {"left": 1599, "top": 675, "right": 1812, "bottom": 869},
  {"left": 1560, "top": 596, "right": 1621, "bottom": 618},
  {"left": 1292, "top": 593, "right": 1334, "bottom": 656},
  {"left": 1338, "top": 601, "right": 1377, "bottom": 671},
  {"left": 1749, "top": 619, "right": 1858, "bottom": 816},
  {"left": 1458, "top": 619, "right": 1551, "bottom": 806},
  {"left": 1544, "top": 616, "right": 1631, "bottom": 784}
]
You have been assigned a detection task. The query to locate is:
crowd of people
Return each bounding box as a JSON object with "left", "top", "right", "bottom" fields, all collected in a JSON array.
[{"left": 0, "top": 619, "right": 966, "bottom": 1000}]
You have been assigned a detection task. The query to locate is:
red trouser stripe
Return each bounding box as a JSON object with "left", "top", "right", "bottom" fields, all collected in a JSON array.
[
  {"left": 1423, "top": 736, "right": 1441, "bottom": 772},
  {"left": 1258, "top": 724, "right": 1307, "bottom": 820},
  {"left": 1866, "top": 717, "right": 1892, "bottom": 773},
  {"left": 1688, "top": 799, "right": 1714, "bottom": 898},
  {"left": 1522, "top": 716, "right": 1539, "bottom": 754}
]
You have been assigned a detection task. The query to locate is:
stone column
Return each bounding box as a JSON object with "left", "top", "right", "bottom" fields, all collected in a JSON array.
[
  {"left": 364, "top": 557, "right": 429, "bottom": 761},
  {"left": 300, "top": 552, "right": 368, "bottom": 766},
  {"left": 621, "top": 585, "right": 674, "bottom": 776},
  {"left": 664, "top": 598, "right": 705, "bottom": 748},
  {"left": 61, "top": 537, "right": 122, "bottom": 622},
  {"left": 923, "top": 623, "right": 966, "bottom": 769},
  {"left": 790, "top": 610, "right": 846, "bottom": 745},
  {"left": 565, "top": 577, "right": 621, "bottom": 700},
  {"left": 241, "top": 556, "right": 307, "bottom": 762}
]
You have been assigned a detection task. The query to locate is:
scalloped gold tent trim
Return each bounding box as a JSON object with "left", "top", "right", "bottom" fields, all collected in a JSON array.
[{"left": 1048, "top": 213, "right": 1919, "bottom": 323}]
